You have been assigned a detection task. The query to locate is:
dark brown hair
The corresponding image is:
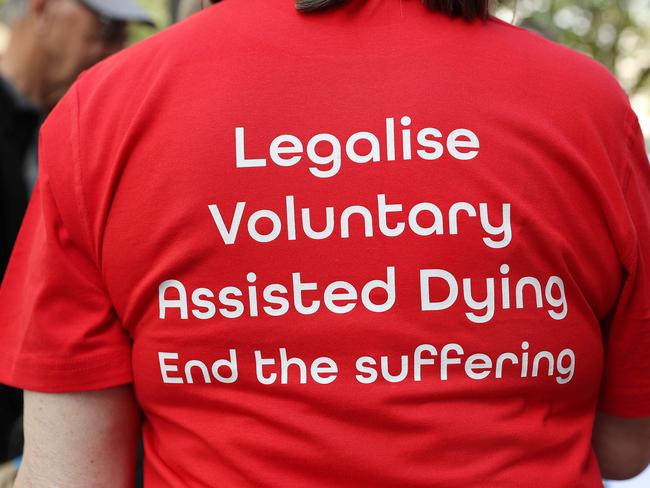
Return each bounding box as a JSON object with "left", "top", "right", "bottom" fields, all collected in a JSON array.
[{"left": 295, "top": 0, "right": 491, "bottom": 20}]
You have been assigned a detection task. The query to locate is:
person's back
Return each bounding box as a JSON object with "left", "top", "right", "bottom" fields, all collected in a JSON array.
[{"left": 2, "top": 1, "right": 650, "bottom": 486}]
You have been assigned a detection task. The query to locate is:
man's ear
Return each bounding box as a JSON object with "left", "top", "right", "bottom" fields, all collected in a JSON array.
[{"left": 31, "top": 0, "right": 56, "bottom": 38}]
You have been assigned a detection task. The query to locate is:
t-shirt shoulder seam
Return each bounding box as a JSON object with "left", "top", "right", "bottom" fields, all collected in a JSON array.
[
  {"left": 70, "top": 83, "right": 96, "bottom": 261},
  {"left": 619, "top": 103, "right": 642, "bottom": 265},
  {"left": 486, "top": 16, "right": 522, "bottom": 31},
  {"left": 620, "top": 105, "right": 634, "bottom": 194},
  {"left": 0, "top": 347, "right": 131, "bottom": 373}
]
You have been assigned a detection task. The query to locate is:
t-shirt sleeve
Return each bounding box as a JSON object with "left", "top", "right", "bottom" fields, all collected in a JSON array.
[
  {"left": 599, "top": 106, "right": 650, "bottom": 417},
  {"left": 0, "top": 84, "right": 133, "bottom": 393}
]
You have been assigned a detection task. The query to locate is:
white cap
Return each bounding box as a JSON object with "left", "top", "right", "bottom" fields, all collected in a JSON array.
[{"left": 80, "top": 0, "right": 155, "bottom": 26}]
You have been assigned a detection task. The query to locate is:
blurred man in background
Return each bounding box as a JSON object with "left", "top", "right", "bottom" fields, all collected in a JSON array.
[{"left": 0, "top": 0, "right": 153, "bottom": 476}]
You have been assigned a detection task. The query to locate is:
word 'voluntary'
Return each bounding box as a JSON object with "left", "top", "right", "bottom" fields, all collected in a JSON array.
[{"left": 208, "top": 195, "right": 511, "bottom": 248}]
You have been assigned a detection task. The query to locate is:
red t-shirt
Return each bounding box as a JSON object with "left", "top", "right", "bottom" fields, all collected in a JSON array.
[{"left": 1, "top": 1, "right": 650, "bottom": 486}]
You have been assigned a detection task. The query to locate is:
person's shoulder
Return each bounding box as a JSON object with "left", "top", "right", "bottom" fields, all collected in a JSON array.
[
  {"left": 483, "top": 16, "right": 629, "bottom": 114},
  {"left": 485, "top": 16, "right": 622, "bottom": 85},
  {"left": 62, "top": 7, "right": 227, "bottom": 151},
  {"left": 76, "top": 4, "right": 236, "bottom": 92},
  {"left": 481, "top": 17, "right": 637, "bottom": 180},
  {"left": 484, "top": 15, "right": 606, "bottom": 74}
]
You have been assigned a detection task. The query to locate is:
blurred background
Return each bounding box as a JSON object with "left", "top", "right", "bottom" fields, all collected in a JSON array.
[
  {"left": 0, "top": 0, "right": 649, "bottom": 486},
  {"left": 2, "top": 0, "right": 646, "bottom": 139}
]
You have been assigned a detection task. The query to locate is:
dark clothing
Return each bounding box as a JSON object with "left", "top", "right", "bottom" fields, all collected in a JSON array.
[
  {"left": 0, "top": 76, "right": 41, "bottom": 464},
  {"left": 1, "top": 76, "right": 41, "bottom": 281}
]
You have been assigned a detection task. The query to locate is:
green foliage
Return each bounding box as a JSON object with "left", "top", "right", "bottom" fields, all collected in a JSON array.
[{"left": 129, "top": 0, "right": 172, "bottom": 44}]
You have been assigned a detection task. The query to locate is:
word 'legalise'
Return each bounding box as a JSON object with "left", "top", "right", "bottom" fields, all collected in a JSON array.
[{"left": 235, "top": 116, "right": 479, "bottom": 178}]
